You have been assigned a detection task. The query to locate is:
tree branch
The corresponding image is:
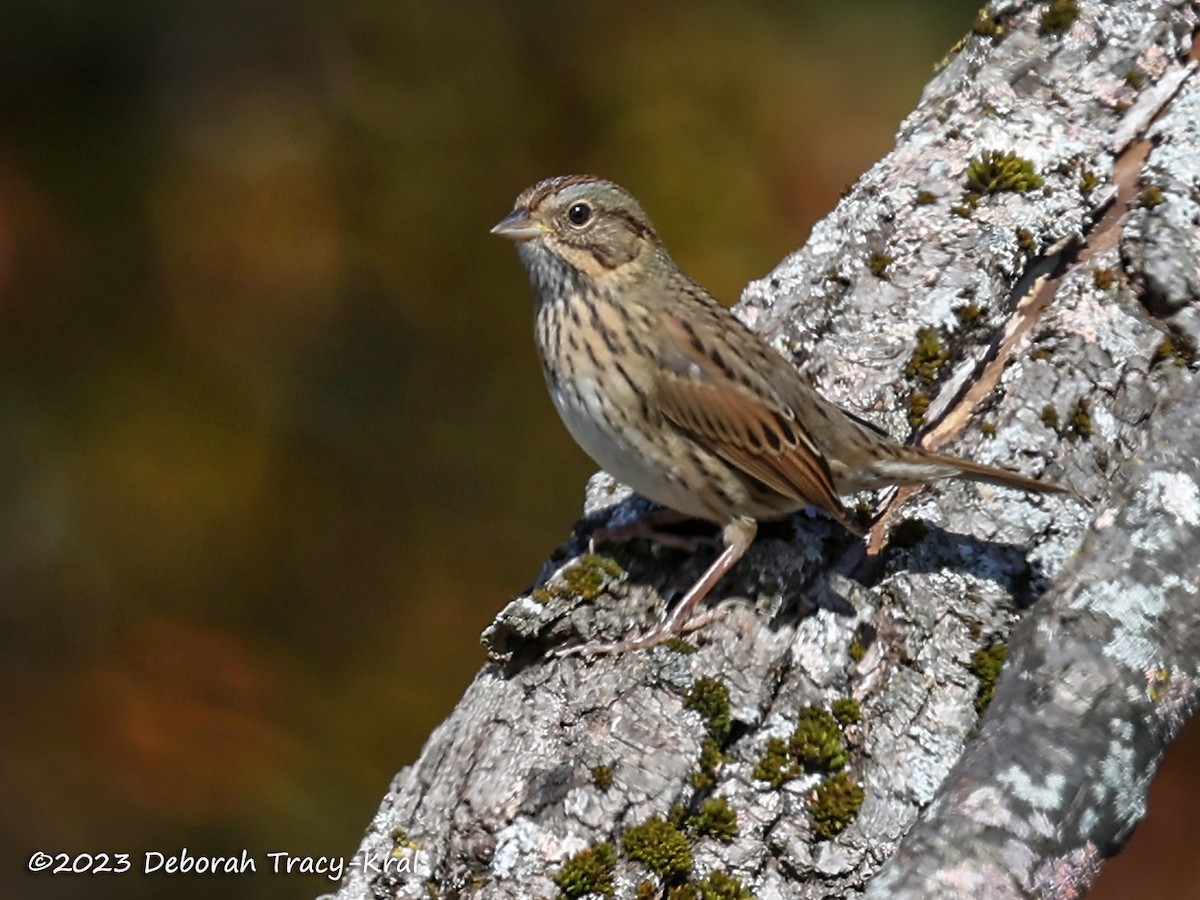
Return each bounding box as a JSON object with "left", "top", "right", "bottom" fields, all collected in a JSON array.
[{"left": 323, "top": 1, "right": 1200, "bottom": 897}]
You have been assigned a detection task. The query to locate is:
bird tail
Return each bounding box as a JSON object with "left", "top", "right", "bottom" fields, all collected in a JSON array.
[{"left": 858, "top": 446, "right": 1069, "bottom": 495}]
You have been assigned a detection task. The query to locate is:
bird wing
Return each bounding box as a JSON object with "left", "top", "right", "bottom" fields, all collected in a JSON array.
[{"left": 652, "top": 300, "right": 856, "bottom": 530}]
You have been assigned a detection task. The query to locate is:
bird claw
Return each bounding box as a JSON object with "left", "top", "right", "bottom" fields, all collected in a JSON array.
[{"left": 549, "top": 609, "right": 717, "bottom": 659}]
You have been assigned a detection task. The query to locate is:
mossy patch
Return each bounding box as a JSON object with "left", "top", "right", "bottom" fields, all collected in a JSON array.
[
  {"left": 689, "top": 737, "right": 725, "bottom": 791},
  {"left": 971, "top": 11, "right": 1002, "bottom": 37},
  {"left": 953, "top": 301, "right": 983, "bottom": 324},
  {"left": 1067, "top": 398, "right": 1093, "bottom": 439},
  {"left": 1152, "top": 326, "right": 1198, "bottom": 367},
  {"left": 965, "top": 150, "right": 1044, "bottom": 194},
  {"left": 790, "top": 707, "right": 849, "bottom": 770},
  {"left": 1039, "top": 0, "right": 1079, "bottom": 35},
  {"left": 535, "top": 554, "right": 625, "bottom": 604},
  {"left": 591, "top": 765, "right": 614, "bottom": 791},
  {"left": 809, "top": 772, "right": 865, "bottom": 840},
  {"left": 831, "top": 698, "right": 861, "bottom": 727},
  {"left": 389, "top": 827, "right": 419, "bottom": 852},
  {"left": 867, "top": 252, "right": 894, "bottom": 279},
  {"left": 754, "top": 705, "right": 849, "bottom": 788},
  {"left": 1040, "top": 404, "right": 1060, "bottom": 431},
  {"left": 665, "top": 637, "right": 698, "bottom": 655},
  {"left": 905, "top": 327, "right": 950, "bottom": 384},
  {"left": 695, "top": 871, "right": 753, "bottom": 900},
  {"left": 962, "top": 151, "right": 1043, "bottom": 207},
  {"left": 555, "top": 842, "right": 617, "bottom": 898},
  {"left": 563, "top": 554, "right": 624, "bottom": 600},
  {"left": 969, "top": 642, "right": 1008, "bottom": 715},
  {"left": 1015, "top": 227, "right": 1037, "bottom": 262},
  {"left": 848, "top": 622, "right": 875, "bottom": 664},
  {"left": 1138, "top": 185, "right": 1165, "bottom": 209},
  {"left": 623, "top": 816, "right": 693, "bottom": 883},
  {"left": 685, "top": 677, "right": 732, "bottom": 742},
  {"left": 686, "top": 797, "right": 739, "bottom": 843},
  {"left": 1043, "top": 399, "right": 1092, "bottom": 440},
  {"left": 1148, "top": 667, "right": 1172, "bottom": 704},
  {"left": 848, "top": 638, "right": 866, "bottom": 663}
]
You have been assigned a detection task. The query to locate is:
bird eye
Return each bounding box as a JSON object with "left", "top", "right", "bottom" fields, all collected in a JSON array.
[{"left": 567, "top": 202, "right": 592, "bottom": 226}]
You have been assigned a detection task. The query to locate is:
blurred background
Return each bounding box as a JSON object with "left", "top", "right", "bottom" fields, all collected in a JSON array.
[{"left": 1, "top": 1, "right": 1195, "bottom": 897}]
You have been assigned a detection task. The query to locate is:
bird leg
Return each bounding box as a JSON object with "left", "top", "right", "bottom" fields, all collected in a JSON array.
[{"left": 555, "top": 516, "right": 757, "bottom": 657}]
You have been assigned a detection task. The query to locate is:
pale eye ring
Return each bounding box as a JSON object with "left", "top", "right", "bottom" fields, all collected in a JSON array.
[{"left": 566, "top": 202, "right": 592, "bottom": 226}]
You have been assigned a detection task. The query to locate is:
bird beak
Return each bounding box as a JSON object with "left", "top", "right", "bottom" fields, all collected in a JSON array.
[{"left": 491, "top": 208, "right": 544, "bottom": 242}]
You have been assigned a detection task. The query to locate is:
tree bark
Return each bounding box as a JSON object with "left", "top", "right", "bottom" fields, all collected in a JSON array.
[{"left": 323, "top": 1, "right": 1200, "bottom": 897}]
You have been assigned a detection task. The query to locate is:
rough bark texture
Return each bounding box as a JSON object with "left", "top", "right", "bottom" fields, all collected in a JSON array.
[{"left": 324, "top": 1, "right": 1200, "bottom": 898}]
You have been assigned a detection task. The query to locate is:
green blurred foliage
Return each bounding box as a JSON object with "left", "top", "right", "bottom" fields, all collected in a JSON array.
[{"left": 9, "top": 2, "right": 1194, "bottom": 899}]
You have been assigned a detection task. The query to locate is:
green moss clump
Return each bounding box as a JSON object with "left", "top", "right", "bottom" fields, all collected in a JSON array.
[
  {"left": 1152, "top": 327, "right": 1198, "bottom": 367},
  {"left": 867, "top": 252, "right": 894, "bottom": 279},
  {"left": 1041, "top": 404, "right": 1060, "bottom": 430},
  {"left": 848, "top": 638, "right": 866, "bottom": 663},
  {"left": 635, "top": 881, "right": 657, "bottom": 900},
  {"left": 905, "top": 327, "right": 950, "bottom": 384},
  {"left": 561, "top": 554, "right": 624, "bottom": 600},
  {"left": 591, "top": 765, "right": 614, "bottom": 791},
  {"left": 790, "top": 707, "right": 848, "bottom": 772},
  {"left": 623, "top": 816, "right": 693, "bottom": 883},
  {"left": 850, "top": 624, "right": 875, "bottom": 664},
  {"left": 685, "top": 677, "right": 732, "bottom": 742},
  {"left": 953, "top": 301, "right": 983, "bottom": 324},
  {"left": 979, "top": 421, "right": 997, "bottom": 438},
  {"left": 971, "top": 11, "right": 1002, "bottom": 36},
  {"left": 969, "top": 643, "right": 1008, "bottom": 715},
  {"left": 664, "top": 637, "right": 698, "bottom": 655},
  {"left": 831, "top": 698, "right": 862, "bottom": 727},
  {"left": 752, "top": 737, "right": 795, "bottom": 789},
  {"left": 686, "top": 797, "right": 740, "bottom": 843},
  {"left": 1067, "top": 398, "right": 1093, "bottom": 439},
  {"left": 1148, "top": 668, "right": 1171, "bottom": 704},
  {"left": 689, "top": 737, "right": 725, "bottom": 791},
  {"left": 809, "top": 772, "right": 865, "bottom": 840},
  {"left": 754, "top": 706, "right": 849, "bottom": 788},
  {"left": 915, "top": 190, "right": 937, "bottom": 206},
  {"left": 390, "top": 827, "right": 419, "bottom": 851},
  {"left": 696, "top": 870, "right": 753, "bottom": 900},
  {"left": 555, "top": 842, "right": 617, "bottom": 898},
  {"left": 536, "top": 554, "right": 624, "bottom": 604},
  {"left": 1016, "top": 227, "right": 1037, "bottom": 254},
  {"left": 1125, "top": 68, "right": 1146, "bottom": 88},
  {"left": 1092, "top": 267, "right": 1114, "bottom": 289},
  {"left": 964, "top": 150, "right": 1044, "bottom": 196},
  {"left": 1039, "top": 0, "right": 1079, "bottom": 35},
  {"left": 1138, "top": 185, "right": 1165, "bottom": 208},
  {"left": 1079, "top": 170, "right": 1099, "bottom": 195}
]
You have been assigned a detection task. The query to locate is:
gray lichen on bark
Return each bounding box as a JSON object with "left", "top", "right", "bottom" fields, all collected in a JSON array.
[{"left": 324, "top": 1, "right": 1200, "bottom": 897}]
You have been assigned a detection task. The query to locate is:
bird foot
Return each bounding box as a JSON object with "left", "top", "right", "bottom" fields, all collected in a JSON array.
[
  {"left": 549, "top": 609, "right": 717, "bottom": 659},
  {"left": 552, "top": 517, "right": 756, "bottom": 659}
]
